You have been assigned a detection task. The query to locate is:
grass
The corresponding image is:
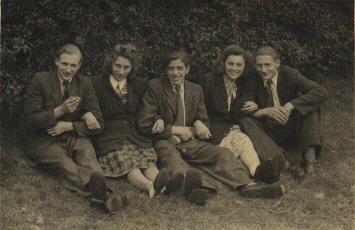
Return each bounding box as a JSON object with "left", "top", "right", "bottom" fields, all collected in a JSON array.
[{"left": 0, "top": 77, "right": 353, "bottom": 230}]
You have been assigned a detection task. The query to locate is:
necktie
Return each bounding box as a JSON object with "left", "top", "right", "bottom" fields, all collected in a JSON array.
[
  {"left": 174, "top": 85, "right": 185, "bottom": 126},
  {"left": 115, "top": 84, "right": 121, "bottom": 96},
  {"left": 62, "top": 80, "right": 70, "bottom": 100},
  {"left": 266, "top": 80, "right": 274, "bottom": 107}
]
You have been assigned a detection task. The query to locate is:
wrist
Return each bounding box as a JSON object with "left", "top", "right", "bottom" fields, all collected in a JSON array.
[{"left": 66, "top": 122, "right": 74, "bottom": 131}]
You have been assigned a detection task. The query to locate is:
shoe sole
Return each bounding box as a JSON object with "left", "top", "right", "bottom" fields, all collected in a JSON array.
[
  {"left": 185, "top": 170, "right": 202, "bottom": 197},
  {"left": 89, "top": 172, "right": 107, "bottom": 204},
  {"left": 239, "top": 184, "right": 285, "bottom": 199}
]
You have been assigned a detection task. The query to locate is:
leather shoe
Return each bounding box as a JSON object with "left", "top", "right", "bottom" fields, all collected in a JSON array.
[
  {"left": 88, "top": 172, "right": 108, "bottom": 204},
  {"left": 186, "top": 188, "right": 209, "bottom": 206},
  {"left": 254, "top": 159, "right": 275, "bottom": 184},
  {"left": 163, "top": 172, "right": 184, "bottom": 195},
  {"left": 184, "top": 170, "right": 202, "bottom": 197},
  {"left": 239, "top": 183, "right": 285, "bottom": 199},
  {"left": 153, "top": 168, "right": 170, "bottom": 194},
  {"left": 104, "top": 193, "right": 130, "bottom": 213}
]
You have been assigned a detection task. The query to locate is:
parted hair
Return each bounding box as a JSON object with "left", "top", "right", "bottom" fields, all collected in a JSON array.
[
  {"left": 163, "top": 50, "right": 191, "bottom": 69},
  {"left": 55, "top": 44, "right": 82, "bottom": 62},
  {"left": 255, "top": 46, "right": 280, "bottom": 61},
  {"left": 211, "top": 45, "right": 252, "bottom": 75},
  {"left": 103, "top": 44, "right": 139, "bottom": 76}
]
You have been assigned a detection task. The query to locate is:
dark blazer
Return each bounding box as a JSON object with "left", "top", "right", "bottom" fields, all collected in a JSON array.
[
  {"left": 253, "top": 65, "right": 328, "bottom": 115},
  {"left": 92, "top": 75, "right": 152, "bottom": 157},
  {"left": 25, "top": 71, "right": 104, "bottom": 163},
  {"left": 137, "top": 77, "right": 210, "bottom": 140},
  {"left": 199, "top": 72, "right": 258, "bottom": 144}
]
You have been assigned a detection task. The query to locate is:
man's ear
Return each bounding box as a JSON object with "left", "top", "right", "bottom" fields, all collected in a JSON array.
[
  {"left": 275, "top": 59, "right": 281, "bottom": 68},
  {"left": 185, "top": 65, "right": 190, "bottom": 74},
  {"left": 54, "top": 58, "right": 59, "bottom": 67}
]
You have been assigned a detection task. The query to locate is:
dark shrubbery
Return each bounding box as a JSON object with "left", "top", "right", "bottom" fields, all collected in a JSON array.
[{"left": 1, "top": 0, "right": 353, "bottom": 129}]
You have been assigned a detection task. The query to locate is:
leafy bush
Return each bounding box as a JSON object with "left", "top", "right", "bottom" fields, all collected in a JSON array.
[{"left": 1, "top": 0, "right": 353, "bottom": 128}]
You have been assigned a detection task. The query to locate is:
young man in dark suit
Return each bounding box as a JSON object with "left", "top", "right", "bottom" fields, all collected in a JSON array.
[
  {"left": 25, "top": 44, "right": 127, "bottom": 212},
  {"left": 239, "top": 46, "right": 328, "bottom": 178},
  {"left": 137, "top": 50, "right": 285, "bottom": 205}
]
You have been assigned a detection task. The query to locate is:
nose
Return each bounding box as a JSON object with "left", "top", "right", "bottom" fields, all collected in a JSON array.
[
  {"left": 118, "top": 68, "right": 125, "bottom": 75},
  {"left": 260, "top": 66, "right": 266, "bottom": 72}
]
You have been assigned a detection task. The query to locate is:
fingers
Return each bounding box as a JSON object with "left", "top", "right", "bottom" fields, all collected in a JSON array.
[{"left": 47, "top": 128, "right": 59, "bottom": 136}]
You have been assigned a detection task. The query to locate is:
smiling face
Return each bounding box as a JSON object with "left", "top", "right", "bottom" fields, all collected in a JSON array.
[
  {"left": 166, "top": 59, "right": 189, "bottom": 86},
  {"left": 224, "top": 55, "right": 245, "bottom": 80},
  {"left": 55, "top": 53, "right": 81, "bottom": 81},
  {"left": 255, "top": 55, "right": 280, "bottom": 81},
  {"left": 111, "top": 56, "right": 132, "bottom": 79}
]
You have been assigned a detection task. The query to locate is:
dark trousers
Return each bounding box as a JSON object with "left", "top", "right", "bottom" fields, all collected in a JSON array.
[
  {"left": 38, "top": 137, "right": 103, "bottom": 194},
  {"left": 154, "top": 139, "right": 253, "bottom": 190},
  {"left": 240, "top": 110, "right": 322, "bottom": 169}
]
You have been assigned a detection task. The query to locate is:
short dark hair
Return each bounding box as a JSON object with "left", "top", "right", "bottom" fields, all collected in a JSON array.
[
  {"left": 55, "top": 44, "right": 82, "bottom": 62},
  {"left": 211, "top": 45, "right": 251, "bottom": 75},
  {"left": 103, "top": 44, "right": 139, "bottom": 76},
  {"left": 163, "top": 50, "right": 191, "bottom": 69},
  {"left": 255, "top": 46, "right": 280, "bottom": 61}
]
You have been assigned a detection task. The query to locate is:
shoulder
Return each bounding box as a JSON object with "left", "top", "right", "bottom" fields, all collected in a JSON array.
[
  {"left": 31, "top": 71, "right": 53, "bottom": 82},
  {"left": 280, "top": 65, "right": 302, "bottom": 77},
  {"left": 147, "top": 77, "right": 163, "bottom": 89},
  {"left": 185, "top": 80, "right": 203, "bottom": 92}
]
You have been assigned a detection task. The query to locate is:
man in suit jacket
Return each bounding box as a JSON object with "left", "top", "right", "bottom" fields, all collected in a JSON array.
[
  {"left": 239, "top": 46, "right": 328, "bottom": 178},
  {"left": 25, "top": 44, "right": 127, "bottom": 212},
  {"left": 137, "top": 50, "right": 285, "bottom": 204}
]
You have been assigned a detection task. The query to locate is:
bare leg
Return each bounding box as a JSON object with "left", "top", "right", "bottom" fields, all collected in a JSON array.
[
  {"left": 127, "top": 168, "right": 155, "bottom": 198},
  {"left": 143, "top": 163, "right": 159, "bottom": 181}
]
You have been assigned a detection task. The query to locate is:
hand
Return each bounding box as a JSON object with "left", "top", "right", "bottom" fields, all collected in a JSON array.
[
  {"left": 152, "top": 119, "right": 164, "bottom": 134},
  {"left": 47, "top": 121, "right": 73, "bottom": 136},
  {"left": 82, "top": 112, "right": 101, "bottom": 130},
  {"left": 172, "top": 126, "right": 194, "bottom": 142},
  {"left": 260, "top": 106, "right": 289, "bottom": 125},
  {"left": 168, "top": 135, "right": 182, "bottom": 144},
  {"left": 282, "top": 102, "right": 294, "bottom": 118},
  {"left": 61, "top": 96, "right": 81, "bottom": 114},
  {"left": 241, "top": 101, "right": 258, "bottom": 113},
  {"left": 193, "top": 120, "right": 212, "bottom": 140}
]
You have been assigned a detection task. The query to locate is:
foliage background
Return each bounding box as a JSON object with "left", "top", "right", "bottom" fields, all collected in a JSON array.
[{"left": 1, "top": 0, "right": 353, "bottom": 130}]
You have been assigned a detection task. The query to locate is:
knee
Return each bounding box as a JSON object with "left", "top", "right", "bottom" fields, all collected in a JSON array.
[
  {"left": 239, "top": 117, "right": 257, "bottom": 129},
  {"left": 154, "top": 140, "right": 175, "bottom": 152}
]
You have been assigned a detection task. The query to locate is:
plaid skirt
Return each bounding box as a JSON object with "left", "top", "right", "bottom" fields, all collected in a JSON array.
[{"left": 98, "top": 140, "right": 157, "bottom": 177}]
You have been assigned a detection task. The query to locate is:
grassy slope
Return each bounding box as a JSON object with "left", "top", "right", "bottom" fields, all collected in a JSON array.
[{"left": 0, "top": 77, "right": 353, "bottom": 230}]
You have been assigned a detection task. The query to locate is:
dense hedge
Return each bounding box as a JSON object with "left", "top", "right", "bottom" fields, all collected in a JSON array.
[{"left": 1, "top": 0, "right": 353, "bottom": 129}]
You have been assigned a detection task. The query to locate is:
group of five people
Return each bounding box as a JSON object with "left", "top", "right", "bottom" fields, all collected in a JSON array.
[{"left": 25, "top": 43, "right": 328, "bottom": 213}]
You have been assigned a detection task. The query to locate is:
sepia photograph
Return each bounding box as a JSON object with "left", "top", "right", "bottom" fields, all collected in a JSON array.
[{"left": 1, "top": 0, "right": 353, "bottom": 229}]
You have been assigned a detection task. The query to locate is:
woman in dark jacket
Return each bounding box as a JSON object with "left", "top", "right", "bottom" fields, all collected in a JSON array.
[
  {"left": 89, "top": 44, "right": 169, "bottom": 198},
  {"left": 200, "top": 45, "right": 281, "bottom": 183}
]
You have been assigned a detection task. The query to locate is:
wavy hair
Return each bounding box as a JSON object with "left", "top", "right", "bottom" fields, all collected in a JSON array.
[
  {"left": 103, "top": 44, "right": 140, "bottom": 76},
  {"left": 211, "top": 45, "right": 252, "bottom": 76}
]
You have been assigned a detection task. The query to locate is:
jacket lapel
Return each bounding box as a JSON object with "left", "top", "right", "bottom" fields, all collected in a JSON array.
[
  {"left": 215, "top": 75, "right": 229, "bottom": 112},
  {"left": 163, "top": 78, "right": 177, "bottom": 116},
  {"left": 49, "top": 72, "right": 64, "bottom": 106},
  {"left": 276, "top": 68, "right": 288, "bottom": 105}
]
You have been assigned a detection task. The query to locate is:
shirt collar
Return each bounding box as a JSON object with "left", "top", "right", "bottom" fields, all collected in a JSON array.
[
  {"left": 263, "top": 72, "right": 278, "bottom": 87},
  {"left": 170, "top": 81, "right": 184, "bottom": 93},
  {"left": 110, "top": 75, "right": 127, "bottom": 89},
  {"left": 58, "top": 75, "right": 73, "bottom": 84}
]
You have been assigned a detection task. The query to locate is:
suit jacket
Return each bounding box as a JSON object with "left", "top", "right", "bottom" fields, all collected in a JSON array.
[
  {"left": 253, "top": 66, "right": 328, "bottom": 115},
  {"left": 137, "top": 77, "right": 210, "bottom": 140},
  {"left": 200, "top": 72, "right": 258, "bottom": 144},
  {"left": 25, "top": 71, "right": 104, "bottom": 163},
  {"left": 92, "top": 75, "right": 152, "bottom": 157}
]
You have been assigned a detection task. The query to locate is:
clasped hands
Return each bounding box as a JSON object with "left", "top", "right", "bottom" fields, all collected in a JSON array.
[
  {"left": 257, "top": 103, "right": 294, "bottom": 125},
  {"left": 152, "top": 118, "right": 211, "bottom": 144}
]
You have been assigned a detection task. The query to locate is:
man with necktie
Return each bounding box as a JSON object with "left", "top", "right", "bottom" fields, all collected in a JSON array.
[
  {"left": 25, "top": 44, "right": 127, "bottom": 213},
  {"left": 138, "top": 50, "right": 286, "bottom": 205},
  {"left": 239, "top": 46, "right": 328, "bottom": 178}
]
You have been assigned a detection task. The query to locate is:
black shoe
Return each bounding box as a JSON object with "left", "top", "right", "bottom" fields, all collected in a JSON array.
[
  {"left": 254, "top": 159, "right": 275, "bottom": 184},
  {"left": 153, "top": 168, "right": 170, "bottom": 194},
  {"left": 239, "top": 183, "right": 285, "bottom": 199},
  {"left": 89, "top": 172, "right": 108, "bottom": 204},
  {"left": 104, "top": 193, "right": 130, "bottom": 213},
  {"left": 184, "top": 170, "right": 202, "bottom": 197},
  {"left": 186, "top": 188, "right": 209, "bottom": 206},
  {"left": 163, "top": 173, "right": 184, "bottom": 195}
]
